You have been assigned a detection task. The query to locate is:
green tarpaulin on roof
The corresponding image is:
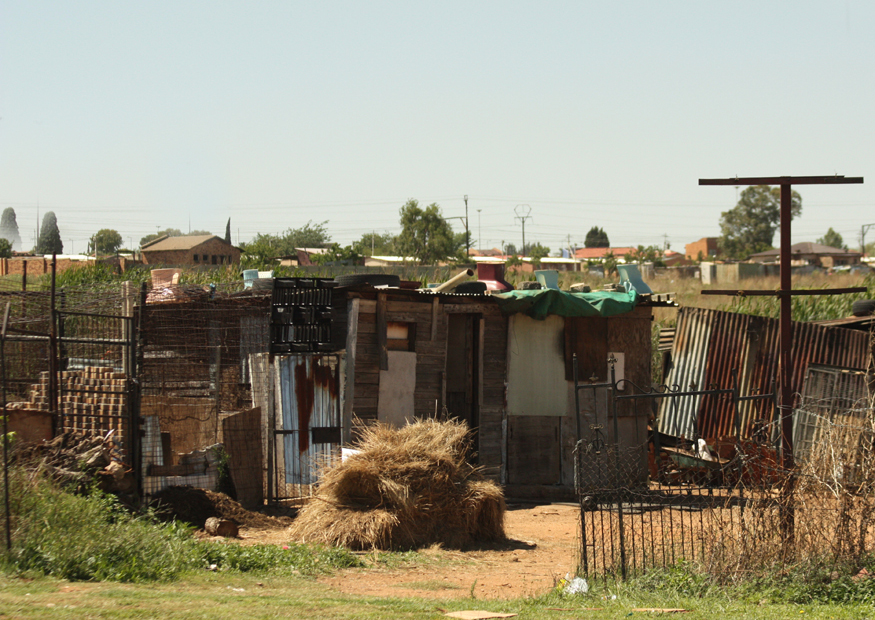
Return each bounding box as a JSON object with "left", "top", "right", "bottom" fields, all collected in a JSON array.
[{"left": 492, "top": 289, "right": 639, "bottom": 320}]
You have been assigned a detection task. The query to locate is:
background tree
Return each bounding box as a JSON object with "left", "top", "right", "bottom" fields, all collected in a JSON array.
[
  {"left": 817, "top": 227, "right": 847, "bottom": 250},
  {"left": 584, "top": 226, "right": 610, "bottom": 248},
  {"left": 240, "top": 221, "right": 332, "bottom": 264},
  {"left": 719, "top": 185, "right": 802, "bottom": 259},
  {"left": 0, "top": 207, "right": 22, "bottom": 252},
  {"left": 624, "top": 244, "right": 663, "bottom": 266},
  {"left": 140, "top": 228, "right": 183, "bottom": 246},
  {"left": 311, "top": 243, "right": 363, "bottom": 266},
  {"left": 89, "top": 229, "right": 123, "bottom": 255},
  {"left": 36, "top": 211, "right": 63, "bottom": 255},
  {"left": 225, "top": 218, "right": 232, "bottom": 244},
  {"left": 0, "top": 238, "right": 12, "bottom": 259},
  {"left": 504, "top": 242, "right": 517, "bottom": 256},
  {"left": 603, "top": 250, "right": 618, "bottom": 277},
  {"left": 395, "top": 200, "right": 461, "bottom": 264},
  {"left": 528, "top": 242, "right": 551, "bottom": 267},
  {"left": 352, "top": 231, "right": 396, "bottom": 256}
]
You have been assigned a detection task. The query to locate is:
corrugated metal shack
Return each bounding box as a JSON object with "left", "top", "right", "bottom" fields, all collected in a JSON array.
[
  {"left": 137, "top": 280, "right": 661, "bottom": 501},
  {"left": 659, "top": 306, "right": 872, "bottom": 443}
]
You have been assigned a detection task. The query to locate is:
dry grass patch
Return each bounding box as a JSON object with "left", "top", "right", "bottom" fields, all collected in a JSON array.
[{"left": 290, "top": 419, "right": 506, "bottom": 550}]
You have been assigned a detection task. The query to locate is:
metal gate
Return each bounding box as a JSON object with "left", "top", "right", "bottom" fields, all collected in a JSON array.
[
  {"left": 573, "top": 356, "right": 779, "bottom": 579},
  {"left": 56, "top": 308, "right": 138, "bottom": 465},
  {"left": 270, "top": 354, "right": 342, "bottom": 501}
]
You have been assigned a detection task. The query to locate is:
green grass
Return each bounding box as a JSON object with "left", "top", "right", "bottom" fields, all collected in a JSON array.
[
  {"left": 1, "top": 472, "right": 362, "bottom": 583},
  {"left": 2, "top": 572, "right": 875, "bottom": 619}
]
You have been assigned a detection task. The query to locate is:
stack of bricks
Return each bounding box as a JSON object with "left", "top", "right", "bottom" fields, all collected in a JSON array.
[{"left": 15, "top": 367, "right": 129, "bottom": 442}]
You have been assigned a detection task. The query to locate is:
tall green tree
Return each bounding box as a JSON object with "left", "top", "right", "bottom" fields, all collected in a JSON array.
[
  {"left": 240, "top": 221, "right": 332, "bottom": 264},
  {"left": 89, "top": 229, "right": 123, "bottom": 255},
  {"left": 0, "top": 207, "right": 22, "bottom": 252},
  {"left": 395, "top": 200, "right": 460, "bottom": 264},
  {"left": 719, "top": 185, "right": 802, "bottom": 259},
  {"left": 584, "top": 226, "right": 610, "bottom": 248},
  {"left": 36, "top": 211, "right": 63, "bottom": 255},
  {"left": 353, "top": 231, "right": 396, "bottom": 256},
  {"left": 0, "top": 238, "right": 12, "bottom": 259},
  {"left": 817, "top": 227, "right": 847, "bottom": 250},
  {"left": 225, "top": 218, "right": 232, "bottom": 244}
]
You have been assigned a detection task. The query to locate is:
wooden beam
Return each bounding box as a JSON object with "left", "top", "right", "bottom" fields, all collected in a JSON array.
[
  {"left": 431, "top": 297, "right": 439, "bottom": 341},
  {"left": 443, "top": 303, "right": 493, "bottom": 314},
  {"left": 701, "top": 287, "right": 866, "bottom": 297},
  {"left": 342, "top": 298, "right": 360, "bottom": 443},
  {"left": 699, "top": 175, "right": 863, "bottom": 186},
  {"left": 376, "top": 293, "right": 388, "bottom": 371}
]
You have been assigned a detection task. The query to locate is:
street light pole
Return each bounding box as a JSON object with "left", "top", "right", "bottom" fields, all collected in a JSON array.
[
  {"left": 477, "top": 209, "right": 481, "bottom": 251},
  {"left": 464, "top": 195, "right": 469, "bottom": 258}
]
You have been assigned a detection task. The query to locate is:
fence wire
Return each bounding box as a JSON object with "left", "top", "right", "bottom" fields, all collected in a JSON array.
[{"left": 576, "top": 394, "right": 875, "bottom": 581}]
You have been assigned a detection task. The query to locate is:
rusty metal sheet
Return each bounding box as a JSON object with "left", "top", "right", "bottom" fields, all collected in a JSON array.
[
  {"left": 658, "top": 308, "right": 870, "bottom": 442},
  {"left": 277, "top": 354, "right": 341, "bottom": 485}
]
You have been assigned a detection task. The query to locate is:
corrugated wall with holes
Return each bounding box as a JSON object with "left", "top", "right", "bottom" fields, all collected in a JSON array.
[{"left": 659, "top": 307, "right": 871, "bottom": 441}]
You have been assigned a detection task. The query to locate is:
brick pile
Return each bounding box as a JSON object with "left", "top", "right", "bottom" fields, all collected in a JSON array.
[{"left": 10, "top": 366, "right": 129, "bottom": 446}]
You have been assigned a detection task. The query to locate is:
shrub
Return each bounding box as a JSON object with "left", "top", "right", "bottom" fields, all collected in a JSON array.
[{"left": 3, "top": 474, "right": 198, "bottom": 582}]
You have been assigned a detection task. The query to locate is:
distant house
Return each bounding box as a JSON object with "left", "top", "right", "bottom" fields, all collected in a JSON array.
[
  {"left": 748, "top": 242, "right": 862, "bottom": 269},
  {"left": 140, "top": 235, "right": 241, "bottom": 266},
  {"left": 469, "top": 247, "right": 504, "bottom": 258},
  {"left": 574, "top": 247, "right": 637, "bottom": 261},
  {"left": 685, "top": 237, "right": 719, "bottom": 261}
]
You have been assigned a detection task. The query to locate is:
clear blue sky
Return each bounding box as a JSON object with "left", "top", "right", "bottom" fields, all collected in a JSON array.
[{"left": 2, "top": 1, "right": 873, "bottom": 255}]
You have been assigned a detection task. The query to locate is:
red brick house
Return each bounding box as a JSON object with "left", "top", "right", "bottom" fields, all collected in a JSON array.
[
  {"left": 685, "top": 237, "right": 719, "bottom": 261},
  {"left": 140, "top": 235, "right": 241, "bottom": 266}
]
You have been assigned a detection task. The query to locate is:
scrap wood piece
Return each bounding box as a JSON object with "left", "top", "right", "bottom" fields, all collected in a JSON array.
[{"left": 444, "top": 611, "right": 517, "bottom": 620}]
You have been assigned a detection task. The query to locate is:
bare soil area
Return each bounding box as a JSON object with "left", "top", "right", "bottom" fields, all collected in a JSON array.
[{"left": 225, "top": 502, "right": 583, "bottom": 600}]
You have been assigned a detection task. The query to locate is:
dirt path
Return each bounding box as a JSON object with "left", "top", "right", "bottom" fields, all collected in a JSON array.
[
  {"left": 255, "top": 502, "right": 582, "bottom": 600},
  {"left": 190, "top": 490, "right": 583, "bottom": 600}
]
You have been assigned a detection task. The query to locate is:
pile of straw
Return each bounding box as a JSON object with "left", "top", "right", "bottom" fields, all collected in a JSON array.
[{"left": 289, "top": 418, "right": 506, "bottom": 550}]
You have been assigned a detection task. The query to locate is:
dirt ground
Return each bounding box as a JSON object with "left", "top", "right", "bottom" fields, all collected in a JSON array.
[{"left": 227, "top": 501, "right": 582, "bottom": 600}]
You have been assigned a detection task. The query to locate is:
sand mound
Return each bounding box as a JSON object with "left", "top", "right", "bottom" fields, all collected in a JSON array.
[{"left": 289, "top": 418, "right": 505, "bottom": 550}]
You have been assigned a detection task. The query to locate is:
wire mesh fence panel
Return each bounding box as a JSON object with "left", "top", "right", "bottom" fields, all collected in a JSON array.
[
  {"left": 56, "top": 310, "right": 134, "bottom": 459},
  {"left": 1, "top": 285, "right": 138, "bottom": 462},
  {"left": 576, "top": 382, "right": 875, "bottom": 582}
]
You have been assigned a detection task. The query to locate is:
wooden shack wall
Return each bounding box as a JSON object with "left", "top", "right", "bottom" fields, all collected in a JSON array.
[
  {"left": 478, "top": 305, "right": 508, "bottom": 476},
  {"left": 347, "top": 293, "right": 507, "bottom": 477}
]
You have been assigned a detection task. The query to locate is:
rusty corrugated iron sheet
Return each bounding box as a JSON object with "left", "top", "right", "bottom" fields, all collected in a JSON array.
[
  {"left": 277, "top": 354, "right": 341, "bottom": 485},
  {"left": 658, "top": 307, "right": 871, "bottom": 441}
]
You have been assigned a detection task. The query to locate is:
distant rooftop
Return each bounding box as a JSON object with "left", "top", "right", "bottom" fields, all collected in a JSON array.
[{"left": 141, "top": 235, "right": 228, "bottom": 252}]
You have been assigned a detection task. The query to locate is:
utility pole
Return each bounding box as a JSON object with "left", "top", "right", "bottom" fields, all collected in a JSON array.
[
  {"left": 464, "top": 195, "right": 469, "bottom": 257},
  {"left": 514, "top": 204, "right": 532, "bottom": 256},
  {"left": 663, "top": 233, "right": 670, "bottom": 251},
  {"left": 477, "top": 209, "right": 481, "bottom": 251},
  {"left": 860, "top": 223, "right": 875, "bottom": 257}
]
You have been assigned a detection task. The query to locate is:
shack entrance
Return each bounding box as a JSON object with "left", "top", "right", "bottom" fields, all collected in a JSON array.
[{"left": 445, "top": 313, "right": 481, "bottom": 461}]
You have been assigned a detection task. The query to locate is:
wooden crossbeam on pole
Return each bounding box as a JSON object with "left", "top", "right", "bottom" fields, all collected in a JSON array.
[{"left": 699, "top": 173, "right": 864, "bottom": 549}]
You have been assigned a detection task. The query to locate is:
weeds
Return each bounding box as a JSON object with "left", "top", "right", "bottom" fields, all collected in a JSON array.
[
  {"left": 197, "top": 541, "right": 361, "bottom": 575},
  {"left": 3, "top": 473, "right": 199, "bottom": 582},
  {"left": 0, "top": 470, "right": 362, "bottom": 582}
]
